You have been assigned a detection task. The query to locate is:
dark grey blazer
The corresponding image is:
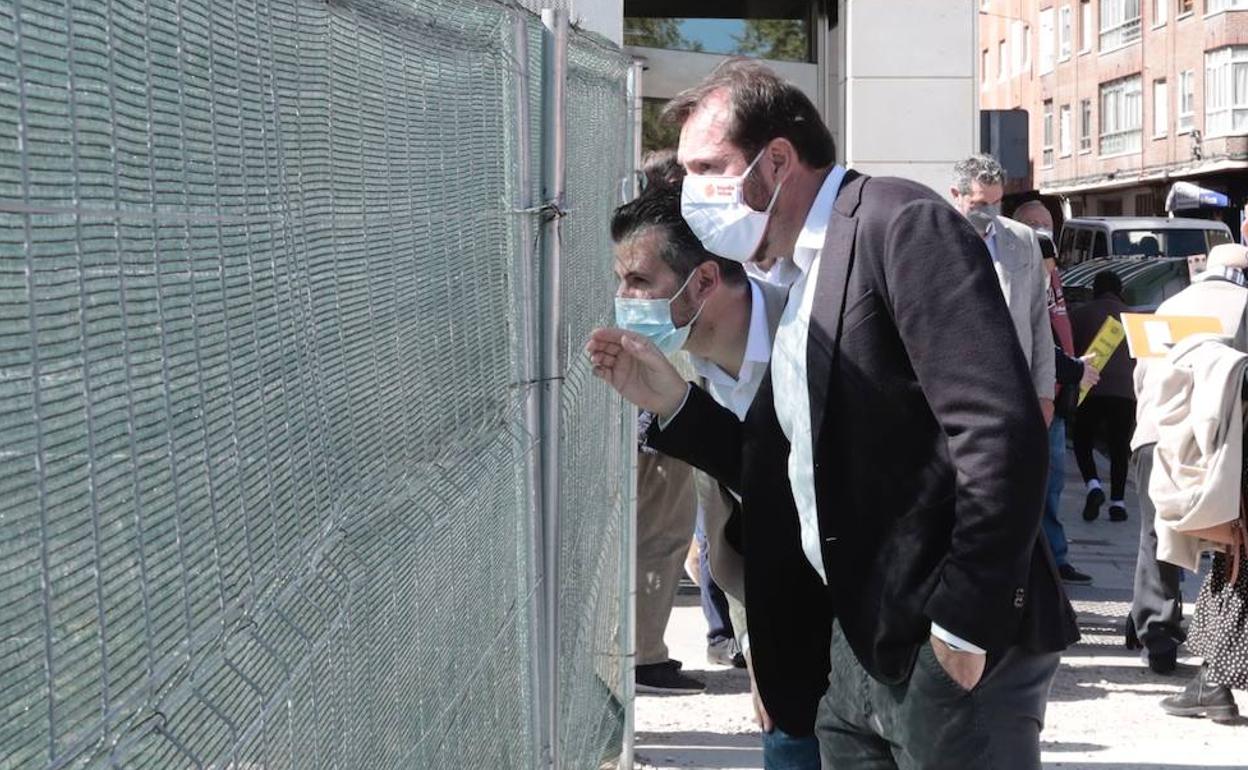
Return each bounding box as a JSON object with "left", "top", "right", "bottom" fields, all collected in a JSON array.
[{"left": 650, "top": 171, "right": 1078, "bottom": 735}]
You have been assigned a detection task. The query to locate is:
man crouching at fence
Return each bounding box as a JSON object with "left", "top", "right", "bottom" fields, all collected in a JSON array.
[{"left": 611, "top": 181, "right": 821, "bottom": 767}]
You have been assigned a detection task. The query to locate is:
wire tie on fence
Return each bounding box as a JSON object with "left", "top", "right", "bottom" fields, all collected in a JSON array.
[
  {"left": 512, "top": 375, "right": 566, "bottom": 389},
  {"left": 509, "top": 202, "right": 570, "bottom": 220}
]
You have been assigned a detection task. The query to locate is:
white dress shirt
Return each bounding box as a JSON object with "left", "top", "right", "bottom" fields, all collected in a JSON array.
[
  {"left": 771, "top": 165, "right": 847, "bottom": 584},
  {"left": 688, "top": 280, "right": 772, "bottom": 421}
]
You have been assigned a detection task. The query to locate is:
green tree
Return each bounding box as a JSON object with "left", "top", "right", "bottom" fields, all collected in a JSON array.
[
  {"left": 731, "top": 19, "right": 808, "bottom": 63},
  {"left": 641, "top": 99, "right": 681, "bottom": 153},
  {"left": 624, "top": 17, "right": 704, "bottom": 53}
]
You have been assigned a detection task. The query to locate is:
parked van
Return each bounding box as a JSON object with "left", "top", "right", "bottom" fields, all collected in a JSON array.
[{"left": 1056, "top": 216, "right": 1233, "bottom": 268}]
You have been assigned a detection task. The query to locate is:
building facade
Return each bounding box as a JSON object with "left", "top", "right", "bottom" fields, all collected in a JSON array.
[{"left": 980, "top": 0, "right": 1248, "bottom": 222}]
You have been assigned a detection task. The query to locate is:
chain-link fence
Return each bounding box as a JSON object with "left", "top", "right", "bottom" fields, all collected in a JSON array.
[{"left": 0, "top": 0, "right": 634, "bottom": 768}]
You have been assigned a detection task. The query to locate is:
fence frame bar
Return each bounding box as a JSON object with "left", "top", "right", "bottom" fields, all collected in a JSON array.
[{"left": 539, "top": 9, "right": 568, "bottom": 770}]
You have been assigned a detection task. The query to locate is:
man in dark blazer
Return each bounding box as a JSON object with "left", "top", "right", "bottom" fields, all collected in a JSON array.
[{"left": 587, "top": 60, "right": 1077, "bottom": 769}]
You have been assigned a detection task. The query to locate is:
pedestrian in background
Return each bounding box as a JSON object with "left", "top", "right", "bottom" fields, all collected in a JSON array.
[
  {"left": 950, "top": 156, "right": 1056, "bottom": 427},
  {"left": 1070, "top": 271, "right": 1135, "bottom": 523},
  {"left": 1130, "top": 245, "right": 1248, "bottom": 675},
  {"left": 1014, "top": 198, "right": 1099, "bottom": 585}
]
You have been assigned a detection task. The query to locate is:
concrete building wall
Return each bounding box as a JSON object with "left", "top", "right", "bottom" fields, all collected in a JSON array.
[{"left": 838, "top": 0, "right": 980, "bottom": 200}]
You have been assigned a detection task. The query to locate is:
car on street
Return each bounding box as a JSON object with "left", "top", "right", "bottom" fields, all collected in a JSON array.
[{"left": 1056, "top": 216, "right": 1233, "bottom": 268}]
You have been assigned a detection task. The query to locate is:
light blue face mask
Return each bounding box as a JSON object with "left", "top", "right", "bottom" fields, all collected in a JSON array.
[{"left": 613, "top": 271, "right": 705, "bottom": 355}]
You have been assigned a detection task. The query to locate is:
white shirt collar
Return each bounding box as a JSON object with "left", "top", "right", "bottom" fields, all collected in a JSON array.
[
  {"left": 791, "top": 165, "right": 849, "bottom": 274},
  {"left": 690, "top": 280, "right": 771, "bottom": 386}
]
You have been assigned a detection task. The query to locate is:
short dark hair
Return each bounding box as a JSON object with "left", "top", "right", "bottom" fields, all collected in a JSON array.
[
  {"left": 661, "top": 59, "right": 835, "bottom": 168},
  {"left": 611, "top": 184, "right": 746, "bottom": 286},
  {"left": 642, "top": 148, "right": 684, "bottom": 188},
  {"left": 1092, "top": 270, "right": 1123, "bottom": 298}
]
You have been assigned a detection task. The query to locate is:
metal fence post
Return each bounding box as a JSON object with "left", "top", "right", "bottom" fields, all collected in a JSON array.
[
  {"left": 539, "top": 8, "right": 568, "bottom": 770},
  {"left": 508, "top": 9, "right": 547, "bottom": 769},
  {"left": 619, "top": 57, "right": 644, "bottom": 770}
]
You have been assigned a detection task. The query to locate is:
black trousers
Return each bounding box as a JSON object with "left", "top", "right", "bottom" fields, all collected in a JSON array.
[
  {"left": 814, "top": 622, "right": 1060, "bottom": 770},
  {"left": 1128, "top": 445, "right": 1186, "bottom": 655},
  {"left": 1073, "top": 395, "right": 1136, "bottom": 501}
]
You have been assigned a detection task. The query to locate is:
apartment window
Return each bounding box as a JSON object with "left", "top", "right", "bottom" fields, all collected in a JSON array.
[
  {"left": 1177, "top": 0, "right": 1194, "bottom": 14},
  {"left": 1011, "top": 21, "right": 1031, "bottom": 75},
  {"left": 1059, "top": 6, "right": 1074, "bottom": 60},
  {"left": 998, "top": 39, "right": 1008, "bottom": 81},
  {"left": 1180, "top": 69, "right": 1196, "bottom": 132},
  {"left": 1206, "top": 48, "right": 1248, "bottom": 136},
  {"left": 1040, "top": 8, "right": 1056, "bottom": 74},
  {"left": 982, "top": 49, "right": 990, "bottom": 84},
  {"left": 1100, "top": 74, "right": 1143, "bottom": 155},
  {"left": 1153, "top": 0, "right": 1168, "bottom": 25},
  {"left": 1043, "top": 100, "right": 1055, "bottom": 167},
  {"left": 1080, "top": 98, "right": 1094, "bottom": 151},
  {"left": 1154, "top": 79, "right": 1168, "bottom": 136},
  {"left": 1210, "top": 0, "right": 1248, "bottom": 12},
  {"left": 1059, "top": 104, "right": 1073, "bottom": 156},
  {"left": 1100, "top": 0, "right": 1142, "bottom": 51},
  {"left": 1081, "top": 1, "right": 1094, "bottom": 52}
]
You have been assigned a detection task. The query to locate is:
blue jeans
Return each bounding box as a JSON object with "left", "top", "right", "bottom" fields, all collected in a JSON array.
[
  {"left": 762, "top": 727, "right": 820, "bottom": 770},
  {"left": 1042, "top": 417, "right": 1069, "bottom": 567},
  {"left": 695, "top": 511, "right": 734, "bottom": 644}
]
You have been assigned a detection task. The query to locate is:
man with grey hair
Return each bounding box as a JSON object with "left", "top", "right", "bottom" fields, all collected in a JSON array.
[{"left": 951, "top": 154, "right": 1056, "bottom": 425}]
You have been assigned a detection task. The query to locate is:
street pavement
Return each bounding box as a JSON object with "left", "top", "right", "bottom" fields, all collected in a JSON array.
[{"left": 633, "top": 447, "right": 1248, "bottom": 769}]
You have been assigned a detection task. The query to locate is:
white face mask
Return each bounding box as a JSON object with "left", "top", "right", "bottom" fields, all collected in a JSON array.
[{"left": 680, "top": 148, "right": 784, "bottom": 263}]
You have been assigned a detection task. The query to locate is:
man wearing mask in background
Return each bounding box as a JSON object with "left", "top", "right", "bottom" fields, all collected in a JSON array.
[
  {"left": 589, "top": 60, "right": 1076, "bottom": 768},
  {"left": 950, "top": 156, "right": 1056, "bottom": 427},
  {"left": 1013, "top": 200, "right": 1099, "bottom": 586}
]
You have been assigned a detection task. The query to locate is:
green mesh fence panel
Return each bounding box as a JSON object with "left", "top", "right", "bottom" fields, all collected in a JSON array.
[
  {"left": 556, "top": 34, "right": 633, "bottom": 770},
  {"left": 0, "top": 0, "right": 631, "bottom": 767}
]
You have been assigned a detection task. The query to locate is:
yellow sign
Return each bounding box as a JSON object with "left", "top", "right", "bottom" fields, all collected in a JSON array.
[
  {"left": 1078, "top": 316, "right": 1126, "bottom": 405},
  {"left": 1121, "top": 313, "right": 1225, "bottom": 359}
]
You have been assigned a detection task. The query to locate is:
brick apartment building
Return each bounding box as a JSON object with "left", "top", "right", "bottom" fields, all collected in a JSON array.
[{"left": 980, "top": 0, "right": 1248, "bottom": 226}]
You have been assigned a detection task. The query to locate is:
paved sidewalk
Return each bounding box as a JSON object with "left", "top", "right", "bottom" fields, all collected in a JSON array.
[{"left": 634, "top": 449, "right": 1248, "bottom": 769}]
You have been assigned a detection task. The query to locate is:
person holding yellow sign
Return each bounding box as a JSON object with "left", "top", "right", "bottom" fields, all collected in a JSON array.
[{"left": 1070, "top": 272, "right": 1136, "bottom": 524}]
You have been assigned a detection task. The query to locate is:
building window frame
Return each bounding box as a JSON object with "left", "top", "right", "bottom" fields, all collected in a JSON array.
[
  {"left": 1079, "top": 98, "right": 1094, "bottom": 153},
  {"left": 1179, "top": 68, "right": 1196, "bottom": 134},
  {"left": 1080, "top": 0, "right": 1094, "bottom": 53},
  {"left": 1043, "top": 99, "right": 1055, "bottom": 168},
  {"left": 1205, "top": 0, "right": 1248, "bottom": 16},
  {"left": 1039, "top": 7, "right": 1056, "bottom": 74},
  {"left": 1059, "top": 5, "right": 1074, "bottom": 61},
  {"left": 1177, "top": 0, "right": 1195, "bottom": 19},
  {"left": 998, "top": 39, "right": 1008, "bottom": 81},
  {"left": 1205, "top": 47, "right": 1248, "bottom": 137},
  {"left": 1100, "top": 0, "right": 1143, "bottom": 53},
  {"left": 1099, "top": 74, "right": 1144, "bottom": 156},
  {"left": 1153, "top": 78, "right": 1169, "bottom": 137},
  {"left": 981, "top": 48, "right": 990, "bottom": 86},
  {"left": 1059, "top": 103, "right": 1073, "bottom": 156},
  {"left": 1153, "top": 0, "right": 1168, "bottom": 26}
]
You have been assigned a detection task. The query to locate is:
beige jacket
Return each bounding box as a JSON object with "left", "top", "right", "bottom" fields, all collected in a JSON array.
[
  {"left": 990, "top": 216, "right": 1056, "bottom": 400},
  {"left": 1147, "top": 334, "right": 1248, "bottom": 571},
  {"left": 1132, "top": 277, "right": 1248, "bottom": 450}
]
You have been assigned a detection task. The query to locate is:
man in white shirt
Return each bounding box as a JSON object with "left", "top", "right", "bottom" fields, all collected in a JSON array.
[{"left": 588, "top": 60, "right": 1075, "bottom": 768}]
